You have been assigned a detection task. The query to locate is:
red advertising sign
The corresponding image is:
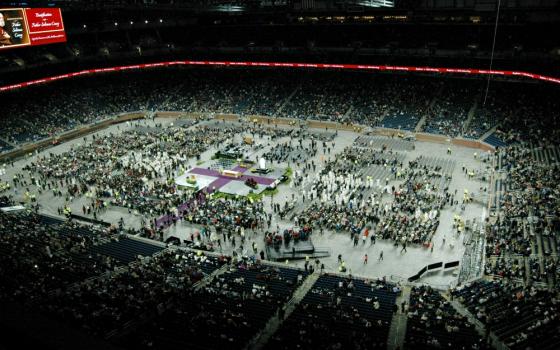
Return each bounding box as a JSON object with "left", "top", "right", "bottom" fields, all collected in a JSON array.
[
  {"left": 25, "top": 8, "right": 66, "bottom": 46},
  {"left": 0, "top": 8, "right": 66, "bottom": 50}
]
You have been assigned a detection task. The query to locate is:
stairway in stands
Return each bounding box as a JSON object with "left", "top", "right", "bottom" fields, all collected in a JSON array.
[
  {"left": 442, "top": 293, "right": 506, "bottom": 348},
  {"left": 479, "top": 125, "right": 498, "bottom": 143},
  {"left": 274, "top": 84, "right": 301, "bottom": 117},
  {"left": 415, "top": 83, "right": 444, "bottom": 132},
  {"left": 247, "top": 272, "right": 320, "bottom": 350},
  {"left": 387, "top": 286, "right": 411, "bottom": 350},
  {"left": 460, "top": 99, "right": 478, "bottom": 136}
]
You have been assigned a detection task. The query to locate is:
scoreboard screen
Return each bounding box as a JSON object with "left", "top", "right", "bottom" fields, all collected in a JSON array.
[{"left": 0, "top": 7, "right": 66, "bottom": 50}]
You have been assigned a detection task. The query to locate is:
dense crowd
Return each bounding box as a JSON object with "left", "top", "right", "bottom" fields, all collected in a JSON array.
[
  {"left": 479, "top": 140, "right": 560, "bottom": 350},
  {"left": 487, "top": 145, "right": 559, "bottom": 262},
  {"left": 0, "top": 211, "right": 117, "bottom": 303},
  {"left": 485, "top": 256, "right": 526, "bottom": 280},
  {"left": 262, "top": 138, "right": 317, "bottom": 165},
  {"left": 423, "top": 80, "right": 478, "bottom": 137},
  {"left": 6, "top": 69, "right": 559, "bottom": 153},
  {"left": 447, "top": 94, "right": 560, "bottom": 349},
  {"left": 0, "top": 71, "right": 174, "bottom": 145},
  {"left": 0, "top": 209, "right": 307, "bottom": 349},
  {"left": 293, "top": 148, "right": 452, "bottom": 246},
  {"left": 1, "top": 68, "right": 559, "bottom": 350},
  {"left": 20, "top": 122, "right": 276, "bottom": 222},
  {"left": 467, "top": 82, "right": 560, "bottom": 145}
]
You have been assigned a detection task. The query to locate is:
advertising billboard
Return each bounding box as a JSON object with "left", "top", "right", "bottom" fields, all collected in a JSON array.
[{"left": 0, "top": 8, "right": 66, "bottom": 50}]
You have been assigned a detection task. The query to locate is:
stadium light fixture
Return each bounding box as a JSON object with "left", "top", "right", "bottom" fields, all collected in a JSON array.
[
  {"left": 214, "top": 5, "right": 245, "bottom": 12},
  {"left": 357, "top": 0, "right": 394, "bottom": 8}
]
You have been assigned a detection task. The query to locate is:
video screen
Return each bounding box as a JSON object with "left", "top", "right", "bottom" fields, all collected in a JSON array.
[{"left": 0, "top": 8, "right": 66, "bottom": 50}]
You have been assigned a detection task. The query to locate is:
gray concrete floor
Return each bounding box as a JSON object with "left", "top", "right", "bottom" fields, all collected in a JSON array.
[{"left": 0, "top": 118, "right": 491, "bottom": 289}]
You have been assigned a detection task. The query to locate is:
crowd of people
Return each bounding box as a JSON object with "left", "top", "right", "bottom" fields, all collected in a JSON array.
[
  {"left": 42, "top": 249, "right": 224, "bottom": 337},
  {"left": 262, "top": 138, "right": 317, "bottom": 165},
  {"left": 269, "top": 274, "right": 398, "bottom": 350},
  {"left": 468, "top": 124, "right": 560, "bottom": 347},
  {"left": 467, "top": 82, "right": 560, "bottom": 145},
  {"left": 0, "top": 71, "right": 173, "bottom": 145},
  {"left": 6, "top": 68, "right": 559, "bottom": 153},
  {"left": 406, "top": 285, "right": 489, "bottom": 349},
  {"left": 485, "top": 256, "right": 526, "bottom": 280},
  {"left": 20, "top": 122, "right": 269, "bottom": 219},
  {"left": 1, "top": 67, "right": 559, "bottom": 350},
  {"left": 0, "top": 210, "right": 118, "bottom": 303},
  {"left": 486, "top": 144, "right": 559, "bottom": 287},
  {"left": 423, "top": 80, "right": 478, "bottom": 137},
  {"left": 291, "top": 148, "right": 453, "bottom": 246},
  {"left": 121, "top": 260, "right": 305, "bottom": 349},
  {"left": 0, "top": 208, "right": 309, "bottom": 349},
  {"left": 453, "top": 280, "right": 559, "bottom": 350},
  {"left": 444, "top": 91, "right": 560, "bottom": 349}
]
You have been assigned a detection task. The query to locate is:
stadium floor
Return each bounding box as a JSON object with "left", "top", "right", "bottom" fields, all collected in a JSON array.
[{"left": 1, "top": 117, "right": 490, "bottom": 288}]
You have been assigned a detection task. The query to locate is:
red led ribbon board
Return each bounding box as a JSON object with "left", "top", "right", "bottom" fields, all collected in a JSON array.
[
  {"left": 0, "top": 8, "right": 66, "bottom": 50},
  {"left": 0, "top": 61, "right": 559, "bottom": 92}
]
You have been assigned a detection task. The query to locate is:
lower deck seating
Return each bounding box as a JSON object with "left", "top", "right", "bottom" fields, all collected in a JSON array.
[
  {"left": 119, "top": 261, "right": 306, "bottom": 350},
  {"left": 484, "top": 133, "right": 508, "bottom": 148},
  {"left": 0, "top": 212, "right": 120, "bottom": 301},
  {"left": 381, "top": 111, "right": 420, "bottom": 131},
  {"left": 452, "top": 280, "right": 560, "bottom": 350},
  {"left": 40, "top": 250, "right": 217, "bottom": 337},
  {"left": 88, "top": 236, "right": 164, "bottom": 265},
  {"left": 38, "top": 214, "right": 66, "bottom": 226},
  {"left": 405, "top": 286, "right": 488, "bottom": 349},
  {"left": 267, "top": 274, "right": 398, "bottom": 350}
]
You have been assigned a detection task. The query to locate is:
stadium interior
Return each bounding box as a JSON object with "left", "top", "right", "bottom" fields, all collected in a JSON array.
[{"left": 0, "top": 1, "right": 559, "bottom": 349}]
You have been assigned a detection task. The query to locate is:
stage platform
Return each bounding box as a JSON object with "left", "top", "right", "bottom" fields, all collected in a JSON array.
[
  {"left": 219, "top": 181, "right": 268, "bottom": 196},
  {"left": 175, "top": 173, "right": 215, "bottom": 190},
  {"left": 176, "top": 163, "right": 286, "bottom": 196},
  {"left": 266, "top": 239, "right": 331, "bottom": 261}
]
